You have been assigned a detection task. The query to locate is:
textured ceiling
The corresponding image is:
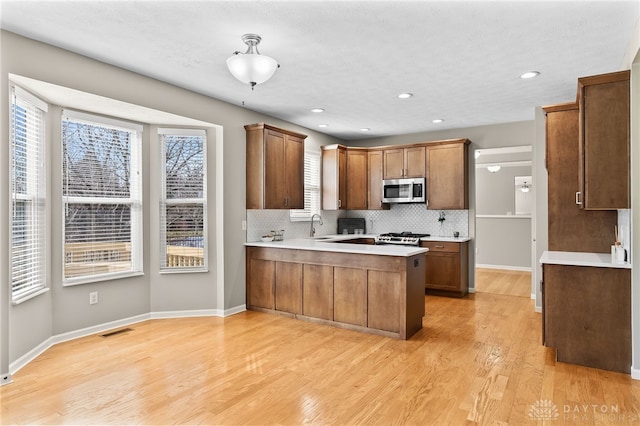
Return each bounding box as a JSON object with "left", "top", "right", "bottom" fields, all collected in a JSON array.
[{"left": 1, "top": 1, "right": 638, "bottom": 140}]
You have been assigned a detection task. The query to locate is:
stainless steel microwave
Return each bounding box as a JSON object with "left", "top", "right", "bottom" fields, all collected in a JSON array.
[{"left": 382, "top": 177, "right": 426, "bottom": 203}]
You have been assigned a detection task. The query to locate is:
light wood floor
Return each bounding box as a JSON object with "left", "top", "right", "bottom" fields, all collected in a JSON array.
[
  {"left": 475, "top": 268, "right": 532, "bottom": 298},
  {"left": 2, "top": 292, "right": 638, "bottom": 424}
]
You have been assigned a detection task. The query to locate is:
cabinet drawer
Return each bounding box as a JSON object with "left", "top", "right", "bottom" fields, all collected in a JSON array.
[{"left": 421, "top": 241, "right": 460, "bottom": 253}]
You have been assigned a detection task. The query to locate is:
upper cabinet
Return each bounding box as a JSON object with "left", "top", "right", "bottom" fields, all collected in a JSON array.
[
  {"left": 346, "top": 148, "right": 368, "bottom": 210},
  {"left": 322, "top": 145, "right": 347, "bottom": 210},
  {"left": 367, "top": 150, "right": 389, "bottom": 210},
  {"left": 577, "top": 70, "right": 630, "bottom": 210},
  {"left": 426, "top": 140, "right": 469, "bottom": 210},
  {"left": 245, "top": 123, "right": 306, "bottom": 209},
  {"left": 383, "top": 146, "right": 425, "bottom": 179}
]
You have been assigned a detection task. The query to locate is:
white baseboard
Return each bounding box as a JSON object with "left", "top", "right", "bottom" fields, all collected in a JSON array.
[
  {"left": 476, "top": 264, "right": 532, "bottom": 272},
  {"left": 534, "top": 306, "right": 542, "bottom": 313},
  {"left": 9, "top": 306, "right": 246, "bottom": 376},
  {"left": 632, "top": 366, "right": 640, "bottom": 381}
]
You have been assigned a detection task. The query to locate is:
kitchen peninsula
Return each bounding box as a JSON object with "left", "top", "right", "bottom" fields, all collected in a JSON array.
[{"left": 245, "top": 235, "right": 427, "bottom": 339}]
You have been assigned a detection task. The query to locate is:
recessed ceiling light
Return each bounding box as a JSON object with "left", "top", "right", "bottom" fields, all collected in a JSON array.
[
  {"left": 360, "top": 128, "right": 370, "bottom": 132},
  {"left": 318, "top": 124, "right": 328, "bottom": 128},
  {"left": 520, "top": 71, "right": 540, "bottom": 79},
  {"left": 311, "top": 108, "right": 324, "bottom": 113},
  {"left": 432, "top": 119, "right": 444, "bottom": 123},
  {"left": 398, "top": 93, "right": 413, "bottom": 99}
]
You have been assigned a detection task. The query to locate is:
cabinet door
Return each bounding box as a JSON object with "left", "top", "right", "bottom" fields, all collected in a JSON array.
[
  {"left": 367, "top": 150, "right": 389, "bottom": 210},
  {"left": 579, "top": 72, "right": 630, "bottom": 209},
  {"left": 284, "top": 134, "right": 305, "bottom": 209},
  {"left": 264, "top": 130, "right": 287, "bottom": 209},
  {"left": 302, "top": 264, "right": 333, "bottom": 320},
  {"left": 275, "top": 261, "right": 302, "bottom": 314},
  {"left": 383, "top": 148, "right": 405, "bottom": 179},
  {"left": 404, "top": 146, "right": 426, "bottom": 178},
  {"left": 248, "top": 258, "right": 275, "bottom": 309},
  {"left": 426, "top": 142, "right": 468, "bottom": 209},
  {"left": 346, "top": 149, "right": 368, "bottom": 209},
  {"left": 334, "top": 267, "right": 367, "bottom": 326},
  {"left": 545, "top": 104, "right": 617, "bottom": 252},
  {"left": 322, "top": 146, "right": 347, "bottom": 210},
  {"left": 368, "top": 270, "right": 401, "bottom": 333},
  {"left": 424, "top": 252, "right": 460, "bottom": 292}
]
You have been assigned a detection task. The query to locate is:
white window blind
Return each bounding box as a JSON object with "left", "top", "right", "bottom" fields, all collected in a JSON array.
[
  {"left": 10, "top": 86, "right": 48, "bottom": 301},
  {"left": 62, "top": 110, "right": 143, "bottom": 284},
  {"left": 290, "top": 149, "right": 321, "bottom": 220},
  {"left": 159, "top": 128, "right": 207, "bottom": 272}
]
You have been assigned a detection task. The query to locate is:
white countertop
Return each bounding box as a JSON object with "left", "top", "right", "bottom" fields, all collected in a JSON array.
[
  {"left": 420, "top": 236, "right": 472, "bottom": 243},
  {"left": 245, "top": 234, "right": 429, "bottom": 257},
  {"left": 540, "top": 250, "right": 631, "bottom": 269}
]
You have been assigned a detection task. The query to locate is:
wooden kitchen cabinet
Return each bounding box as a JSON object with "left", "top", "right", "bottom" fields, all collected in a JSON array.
[
  {"left": 421, "top": 240, "right": 469, "bottom": 297},
  {"left": 577, "top": 70, "right": 630, "bottom": 210},
  {"left": 383, "top": 145, "right": 426, "bottom": 179},
  {"left": 367, "top": 150, "right": 389, "bottom": 210},
  {"left": 322, "top": 145, "right": 347, "bottom": 210},
  {"left": 542, "top": 264, "right": 631, "bottom": 373},
  {"left": 346, "top": 148, "right": 368, "bottom": 209},
  {"left": 246, "top": 246, "right": 425, "bottom": 339},
  {"left": 275, "top": 261, "right": 302, "bottom": 314},
  {"left": 245, "top": 123, "right": 306, "bottom": 209},
  {"left": 426, "top": 140, "right": 469, "bottom": 210},
  {"left": 544, "top": 103, "right": 617, "bottom": 252}
]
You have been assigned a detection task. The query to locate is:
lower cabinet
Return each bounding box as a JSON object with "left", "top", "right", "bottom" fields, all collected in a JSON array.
[
  {"left": 421, "top": 241, "right": 469, "bottom": 297},
  {"left": 542, "top": 264, "right": 631, "bottom": 373},
  {"left": 245, "top": 247, "right": 425, "bottom": 339}
]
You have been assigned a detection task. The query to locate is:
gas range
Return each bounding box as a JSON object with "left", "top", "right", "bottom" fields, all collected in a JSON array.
[{"left": 374, "top": 232, "right": 430, "bottom": 246}]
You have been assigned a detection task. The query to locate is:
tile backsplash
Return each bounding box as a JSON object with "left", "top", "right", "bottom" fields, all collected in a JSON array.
[{"left": 246, "top": 204, "right": 469, "bottom": 242}]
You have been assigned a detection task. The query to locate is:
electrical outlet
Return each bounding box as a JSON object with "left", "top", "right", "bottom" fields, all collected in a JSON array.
[
  {"left": 241, "top": 220, "right": 247, "bottom": 231},
  {"left": 89, "top": 291, "right": 98, "bottom": 305}
]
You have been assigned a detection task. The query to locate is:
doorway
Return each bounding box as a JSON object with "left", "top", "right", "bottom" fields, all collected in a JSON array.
[{"left": 474, "top": 146, "right": 533, "bottom": 297}]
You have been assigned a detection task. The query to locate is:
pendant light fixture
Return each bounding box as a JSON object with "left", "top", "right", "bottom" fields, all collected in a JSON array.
[
  {"left": 520, "top": 181, "right": 531, "bottom": 193},
  {"left": 227, "top": 34, "right": 279, "bottom": 90},
  {"left": 487, "top": 165, "right": 501, "bottom": 173}
]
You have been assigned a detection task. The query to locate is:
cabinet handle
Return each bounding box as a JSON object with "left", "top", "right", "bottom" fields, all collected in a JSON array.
[
  {"left": 435, "top": 245, "right": 445, "bottom": 249},
  {"left": 338, "top": 199, "right": 342, "bottom": 208},
  {"left": 575, "top": 191, "right": 582, "bottom": 205}
]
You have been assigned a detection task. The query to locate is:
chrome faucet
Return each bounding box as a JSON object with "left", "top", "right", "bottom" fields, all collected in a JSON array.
[{"left": 310, "top": 214, "right": 323, "bottom": 237}]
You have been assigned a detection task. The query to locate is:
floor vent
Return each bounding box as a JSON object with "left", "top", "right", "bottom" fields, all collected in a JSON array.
[{"left": 101, "top": 327, "right": 133, "bottom": 338}]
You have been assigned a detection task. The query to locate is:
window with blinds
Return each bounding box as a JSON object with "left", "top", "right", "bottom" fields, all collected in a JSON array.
[
  {"left": 159, "top": 129, "right": 207, "bottom": 272},
  {"left": 62, "top": 110, "right": 143, "bottom": 284},
  {"left": 10, "top": 86, "right": 48, "bottom": 302},
  {"left": 290, "top": 149, "right": 321, "bottom": 220}
]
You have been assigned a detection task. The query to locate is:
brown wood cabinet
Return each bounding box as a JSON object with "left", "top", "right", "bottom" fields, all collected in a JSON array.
[
  {"left": 321, "top": 145, "right": 347, "bottom": 210},
  {"left": 383, "top": 146, "right": 426, "bottom": 179},
  {"left": 544, "top": 103, "right": 617, "bottom": 252},
  {"left": 542, "top": 264, "right": 631, "bottom": 373},
  {"left": 577, "top": 70, "right": 630, "bottom": 210},
  {"left": 346, "top": 148, "right": 368, "bottom": 209},
  {"left": 246, "top": 246, "right": 425, "bottom": 339},
  {"left": 245, "top": 123, "right": 306, "bottom": 209},
  {"left": 421, "top": 240, "right": 469, "bottom": 297},
  {"left": 426, "top": 140, "right": 469, "bottom": 210},
  {"left": 367, "top": 150, "right": 389, "bottom": 210}
]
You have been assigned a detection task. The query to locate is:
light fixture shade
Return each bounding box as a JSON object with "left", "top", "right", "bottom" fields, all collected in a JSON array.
[
  {"left": 227, "top": 34, "right": 279, "bottom": 89},
  {"left": 226, "top": 53, "right": 279, "bottom": 86},
  {"left": 520, "top": 182, "right": 531, "bottom": 193},
  {"left": 487, "top": 165, "right": 501, "bottom": 173}
]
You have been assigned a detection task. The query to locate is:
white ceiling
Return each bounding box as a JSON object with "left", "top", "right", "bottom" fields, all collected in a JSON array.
[{"left": 1, "top": 1, "right": 638, "bottom": 141}]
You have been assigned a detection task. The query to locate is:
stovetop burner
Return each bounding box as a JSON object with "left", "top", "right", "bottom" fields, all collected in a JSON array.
[{"left": 375, "top": 232, "right": 430, "bottom": 246}]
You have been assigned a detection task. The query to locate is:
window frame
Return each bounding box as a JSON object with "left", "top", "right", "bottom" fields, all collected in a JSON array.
[
  {"left": 61, "top": 109, "right": 143, "bottom": 286},
  {"left": 158, "top": 128, "right": 208, "bottom": 273},
  {"left": 10, "top": 85, "right": 49, "bottom": 303},
  {"left": 289, "top": 147, "right": 321, "bottom": 221}
]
